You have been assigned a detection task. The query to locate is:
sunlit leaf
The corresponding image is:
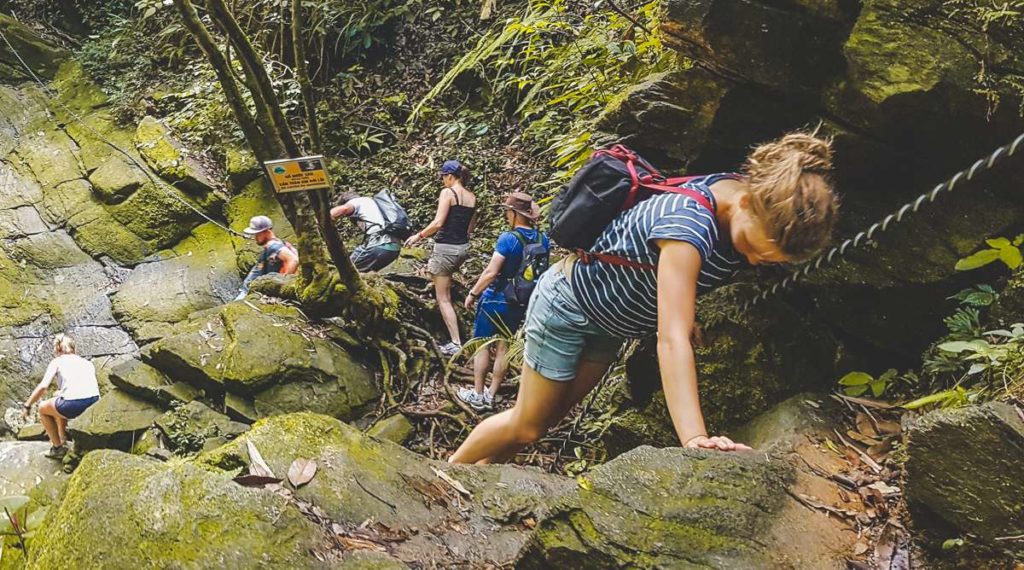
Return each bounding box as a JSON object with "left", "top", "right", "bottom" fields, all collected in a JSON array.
[
  {"left": 838, "top": 371, "right": 873, "bottom": 386},
  {"left": 955, "top": 249, "right": 1000, "bottom": 271},
  {"left": 287, "top": 458, "right": 318, "bottom": 488},
  {"left": 986, "top": 237, "right": 1012, "bottom": 249},
  {"left": 999, "top": 245, "right": 1022, "bottom": 269}
]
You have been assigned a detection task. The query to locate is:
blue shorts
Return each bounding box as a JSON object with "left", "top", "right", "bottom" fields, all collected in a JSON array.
[
  {"left": 522, "top": 265, "right": 623, "bottom": 382},
  {"left": 472, "top": 291, "right": 525, "bottom": 338},
  {"left": 55, "top": 395, "right": 99, "bottom": 419}
]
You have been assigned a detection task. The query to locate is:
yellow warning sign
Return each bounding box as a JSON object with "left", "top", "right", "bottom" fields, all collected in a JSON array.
[{"left": 264, "top": 156, "right": 331, "bottom": 193}]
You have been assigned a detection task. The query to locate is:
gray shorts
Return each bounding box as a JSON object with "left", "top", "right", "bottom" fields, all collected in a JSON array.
[
  {"left": 351, "top": 244, "right": 400, "bottom": 272},
  {"left": 427, "top": 242, "right": 471, "bottom": 276},
  {"left": 523, "top": 264, "right": 623, "bottom": 381}
]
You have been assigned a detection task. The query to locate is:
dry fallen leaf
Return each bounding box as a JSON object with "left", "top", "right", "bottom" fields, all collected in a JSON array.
[
  {"left": 430, "top": 466, "right": 472, "bottom": 498},
  {"left": 288, "top": 458, "right": 318, "bottom": 488},
  {"left": 853, "top": 541, "right": 869, "bottom": 556},
  {"left": 855, "top": 412, "right": 878, "bottom": 437},
  {"left": 233, "top": 474, "right": 282, "bottom": 487},
  {"left": 246, "top": 440, "right": 275, "bottom": 478}
]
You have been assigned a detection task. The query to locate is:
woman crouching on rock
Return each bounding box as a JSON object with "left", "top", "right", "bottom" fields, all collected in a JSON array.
[
  {"left": 21, "top": 334, "right": 100, "bottom": 460},
  {"left": 450, "top": 131, "right": 839, "bottom": 464}
]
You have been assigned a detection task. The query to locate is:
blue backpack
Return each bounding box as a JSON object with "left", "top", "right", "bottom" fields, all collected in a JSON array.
[{"left": 502, "top": 229, "right": 550, "bottom": 309}]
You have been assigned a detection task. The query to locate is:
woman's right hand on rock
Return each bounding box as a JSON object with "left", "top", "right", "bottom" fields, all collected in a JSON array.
[
  {"left": 404, "top": 233, "right": 422, "bottom": 248},
  {"left": 684, "top": 435, "right": 752, "bottom": 452}
]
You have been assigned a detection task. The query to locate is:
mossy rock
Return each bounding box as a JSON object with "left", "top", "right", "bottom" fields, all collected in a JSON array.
[
  {"left": 67, "top": 389, "right": 164, "bottom": 452},
  {"left": 111, "top": 222, "right": 241, "bottom": 343},
  {"left": 26, "top": 450, "right": 327, "bottom": 569},
  {"left": 990, "top": 270, "right": 1024, "bottom": 325},
  {"left": 15, "top": 424, "right": 47, "bottom": 442},
  {"left": 134, "top": 116, "right": 219, "bottom": 195},
  {"left": 517, "top": 445, "right": 794, "bottom": 568},
  {"left": 109, "top": 359, "right": 203, "bottom": 406},
  {"left": 144, "top": 302, "right": 379, "bottom": 414},
  {"left": 87, "top": 154, "right": 149, "bottom": 203},
  {"left": 905, "top": 402, "right": 1024, "bottom": 556},
  {"left": 155, "top": 401, "right": 249, "bottom": 455},
  {"left": 366, "top": 414, "right": 415, "bottom": 445},
  {"left": 0, "top": 442, "right": 67, "bottom": 497},
  {"left": 0, "top": 14, "right": 69, "bottom": 81},
  {"left": 108, "top": 182, "right": 218, "bottom": 251},
  {"left": 6, "top": 231, "right": 92, "bottom": 270},
  {"left": 224, "top": 146, "right": 260, "bottom": 191},
  {"left": 199, "top": 412, "right": 574, "bottom": 566}
]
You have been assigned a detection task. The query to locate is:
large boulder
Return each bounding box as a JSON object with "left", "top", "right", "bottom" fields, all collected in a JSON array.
[
  {"left": 26, "top": 450, "right": 328, "bottom": 569},
  {"left": 144, "top": 302, "right": 378, "bottom": 418},
  {"left": 134, "top": 116, "right": 220, "bottom": 196},
  {"left": 154, "top": 401, "right": 249, "bottom": 454},
  {"left": 108, "top": 359, "right": 203, "bottom": 406},
  {"left": 600, "top": 285, "right": 841, "bottom": 455},
  {"left": 0, "top": 14, "right": 69, "bottom": 81},
  {"left": 67, "top": 389, "right": 164, "bottom": 452},
  {"left": 112, "top": 222, "right": 241, "bottom": 343},
  {"left": 905, "top": 401, "right": 1024, "bottom": 556},
  {"left": 0, "top": 442, "right": 66, "bottom": 497}
]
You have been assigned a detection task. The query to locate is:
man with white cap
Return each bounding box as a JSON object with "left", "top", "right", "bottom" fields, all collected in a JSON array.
[{"left": 235, "top": 215, "right": 299, "bottom": 301}]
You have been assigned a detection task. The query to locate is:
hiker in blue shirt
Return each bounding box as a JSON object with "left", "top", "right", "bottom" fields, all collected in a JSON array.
[{"left": 460, "top": 192, "right": 549, "bottom": 412}]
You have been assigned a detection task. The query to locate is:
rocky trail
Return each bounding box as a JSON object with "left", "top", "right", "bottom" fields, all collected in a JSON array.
[{"left": 1, "top": 1, "right": 1024, "bottom": 568}]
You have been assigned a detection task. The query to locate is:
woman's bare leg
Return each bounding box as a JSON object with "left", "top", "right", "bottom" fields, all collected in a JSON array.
[
  {"left": 37, "top": 398, "right": 62, "bottom": 446},
  {"left": 488, "top": 342, "right": 510, "bottom": 397},
  {"left": 433, "top": 274, "right": 461, "bottom": 345},
  {"left": 449, "top": 363, "right": 572, "bottom": 464},
  {"left": 472, "top": 345, "right": 490, "bottom": 394},
  {"left": 489, "top": 359, "right": 612, "bottom": 464}
]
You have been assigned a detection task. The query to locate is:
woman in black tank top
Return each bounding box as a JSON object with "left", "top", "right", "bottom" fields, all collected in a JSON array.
[{"left": 405, "top": 160, "right": 477, "bottom": 355}]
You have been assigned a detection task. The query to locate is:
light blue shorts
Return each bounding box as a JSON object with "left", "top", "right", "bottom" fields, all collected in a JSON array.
[{"left": 523, "top": 265, "right": 623, "bottom": 382}]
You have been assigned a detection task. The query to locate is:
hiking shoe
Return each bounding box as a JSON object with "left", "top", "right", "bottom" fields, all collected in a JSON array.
[
  {"left": 45, "top": 444, "right": 68, "bottom": 460},
  {"left": 457, "top": 387, "right": 485, "bottom": 409},
  {"left": 439, "top": 341, "right": 462, "bottom": 357},
  {"left": 481, "top": 390, "right": 495, "bottom": 411}
]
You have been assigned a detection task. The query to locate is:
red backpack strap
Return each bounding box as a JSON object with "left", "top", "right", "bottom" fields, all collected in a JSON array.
[{"left": 576, "top": 250, "right": 656, "bottom": 271}]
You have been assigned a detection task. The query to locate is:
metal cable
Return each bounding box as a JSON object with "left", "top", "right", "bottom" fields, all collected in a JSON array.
[
  {"left": 744, "top": 131, "right": 1024, "bottom": 310},
  {"left": 0, "top": 27, "right": 241, "bottom": 237}
]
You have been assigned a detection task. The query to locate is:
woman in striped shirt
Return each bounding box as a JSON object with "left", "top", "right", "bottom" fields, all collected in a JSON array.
[{"left": 451, "top": 132, "right": 839, "bottom": 464}]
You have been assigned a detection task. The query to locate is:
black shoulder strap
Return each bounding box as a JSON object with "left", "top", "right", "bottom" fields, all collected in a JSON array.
[{"left": 450, "top": 188, "right": 461, "bottom": 206}]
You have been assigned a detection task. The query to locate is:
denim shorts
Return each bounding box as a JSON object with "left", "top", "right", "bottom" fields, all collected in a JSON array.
[
  {"left": 55, "top": 395, "right": 99, "bottom": 419},
  {"left": 522, "top": 263, "right": 623, "bottom": 381}
]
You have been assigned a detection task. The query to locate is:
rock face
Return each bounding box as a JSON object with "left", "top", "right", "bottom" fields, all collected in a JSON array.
[
  {"left": 607, "top": 0, "right": 1024, "bottom": 361},
  {"left": 20, "top": 412, "right": 856, "bottom": 568},
  {"left": 27, "top": 450, "right": 328, "bottom": 569},
  {"left": 145, "top": 303, "right": 378, "bottom": 417},
  {"left": 67, "top": 390, "right": 163, "bottom": 452},
  {"left": 0, "top": 442, "right": 66, "bottom": 497},
  {"left": 905, "top": 402, "right": 1024, "bottom": 556},
  {"left": 112, "top": 222, "right": 242, "bottom": 343}
]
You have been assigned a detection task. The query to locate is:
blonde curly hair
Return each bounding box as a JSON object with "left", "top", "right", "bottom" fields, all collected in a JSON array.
[
  {"left": 743, "top": 131, "right": 839, "bottom": 262},
  {"left": 53, "top": 333, "right": 76, "bottom": 356}
]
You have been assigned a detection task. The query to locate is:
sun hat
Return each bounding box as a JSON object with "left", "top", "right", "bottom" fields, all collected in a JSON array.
[
  {"left": 439, "top": 160, "right": 463, "bottom": 175},
  {"left": 499, "top": 192, "right": 540, "bottom": 221},
  {"left": 242, "top": 215, "right": 273, "bottom": 236}
]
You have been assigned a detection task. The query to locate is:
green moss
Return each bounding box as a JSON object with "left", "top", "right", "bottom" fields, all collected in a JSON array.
[
  {"left": 0, "top": 14, "right": 69, "bottom": 81},
  {"left": 27, "top": 450, "right": 325, "bottom": 568}
]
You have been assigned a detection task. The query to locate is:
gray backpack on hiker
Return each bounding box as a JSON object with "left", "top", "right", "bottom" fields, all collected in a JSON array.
[{"left": 372, "top": 190, "right": 413, "bottom": 239}]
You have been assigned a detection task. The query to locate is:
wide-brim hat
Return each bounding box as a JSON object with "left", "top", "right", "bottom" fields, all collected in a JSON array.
[{"left": 499, "top": 192, "right": 540, "bottom": 221}]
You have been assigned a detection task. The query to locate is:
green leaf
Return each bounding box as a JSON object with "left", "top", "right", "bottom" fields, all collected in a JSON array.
[
  {"left": 869, "top": 379, "right": 888, "bottom": 397},
  {"left": 999, "top": 245, "right": 1022, "bottom": 269},
  {"left": 904, "top": 389, "right": 956, "bottom": 410},
  {"left": 937, "top": 341, "right": 977, "bottom": 353},
  {"left": 838, "top": 371, "right": 873, "bottom": 386},
  {"left": 844, "top": 384, "right": 869, "bottom": 397},
  {"left": 955, "top": 249, "right": 1001, "bottom": 271},
  {"left": 986, "top": 237, "right": 1012, "bottom": 249},
  {"left": 942, "top": 538, "right": 965, "bottom": 550},
  {"left": 967, "top": 363, "right": 988, "bottom": 375},
  {"left": 26, "top": 506, "right": 47, "bottom": 531}
]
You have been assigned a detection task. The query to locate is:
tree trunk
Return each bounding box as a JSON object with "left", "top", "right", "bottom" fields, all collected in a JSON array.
[{"left": 205, "top": 0, "right": 362, "bottom": 294}]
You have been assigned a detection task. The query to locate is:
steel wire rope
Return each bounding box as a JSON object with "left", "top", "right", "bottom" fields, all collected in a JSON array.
[
  {"left": 0, "top": 26, "right": 242, "bottom": 237},
  {"left": 744, "top": 131, "right": 1024, "bottom": 310}
]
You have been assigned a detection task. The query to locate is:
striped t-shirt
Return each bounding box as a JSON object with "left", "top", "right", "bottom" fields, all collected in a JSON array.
[{"left": 570, "top": 174, "right": 746, "bottom": 338}]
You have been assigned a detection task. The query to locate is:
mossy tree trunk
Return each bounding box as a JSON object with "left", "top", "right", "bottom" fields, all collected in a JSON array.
[{"left": 172, "top": 0, "right": 363, "bottom": 303}]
